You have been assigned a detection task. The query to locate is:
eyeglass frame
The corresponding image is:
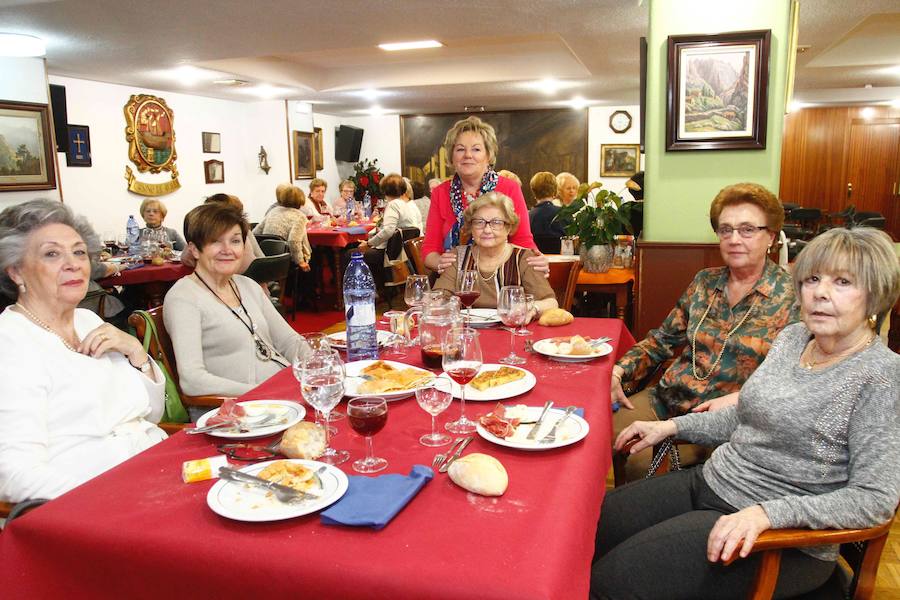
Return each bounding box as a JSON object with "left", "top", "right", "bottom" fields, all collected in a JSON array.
[
  {"left": 715, "top": 224, "right": 769, "bottom": 239},
  {"left": 470, "top": 218, "right": 509, "bottom": 230}
]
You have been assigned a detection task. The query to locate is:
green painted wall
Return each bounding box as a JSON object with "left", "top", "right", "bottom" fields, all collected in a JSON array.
[{"left": 644, "top": 0, "right": 791, "bottom": 242}]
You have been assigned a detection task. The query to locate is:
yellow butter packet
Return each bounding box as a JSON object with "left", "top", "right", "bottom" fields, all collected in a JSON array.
[{"left": 182, "top": 455, "right": 229, "bottom": 483}]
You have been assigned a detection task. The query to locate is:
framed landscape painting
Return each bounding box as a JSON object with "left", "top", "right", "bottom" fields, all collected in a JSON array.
[
  {"left": 600, "top": 144, "right": 640, "bottom": 177},
  {"left": 666, "top": 30, "right": 770, "bottom": 151},
  {"left": 0, "top": 100, "right": 56, "bottom": 191}
]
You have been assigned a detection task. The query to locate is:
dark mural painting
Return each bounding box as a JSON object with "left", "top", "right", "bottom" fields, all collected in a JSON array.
[{"left": 401, "top": 109, "right": 587, "bottom": 206}]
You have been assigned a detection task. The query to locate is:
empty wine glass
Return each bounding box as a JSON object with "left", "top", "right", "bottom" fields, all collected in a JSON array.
[
  {"left": 443, "top": 327, "right": 482, "bottom": 434},
  {"left": 516, "top": 293, "right": 535, "bottom": 336},
  {"left": 347, "top": 397, "right": 388, "bottom": 473},
  {"left": 299, "top": 332, "right": 344, "bottom": 425},
  {"left": 295, "top": 350, "right": 349, "bottom": 465},
  {"left": 415, "top": 377, "right": 453, "bottom": 446},
  {"left": 405, "top": 274, "right": 431, "bottom": 308},
  {"left": 497, "top": 285, "right": 527, "bottom": 365},
  {"left": 454, "top": 269, "right": 480, "bottom": 324}
]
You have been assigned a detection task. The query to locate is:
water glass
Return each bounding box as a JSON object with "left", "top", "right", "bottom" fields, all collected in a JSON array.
[
  {"left": 404, "top": 275, "right": 431, "bottom": 308},
  {"left": 516, "top": 294, "right": 535, "bottom": 336},
  {"left": 294, "top": 350, "right": 349, "bottom": 465},
  {"left": 299, "top": 332, "right": 344, "bottom": 424},
  {"left": 497, "top": 285, "right": 527, "bottom": 365},
  {"left": 347, "top": 397, "right": 388, "bottom": 473},
  {"left": 415, "top": 378, "right": 453, "bottom": 446},
  {"left": 443, "top": 327, "right": 482, "bottom": 434}
]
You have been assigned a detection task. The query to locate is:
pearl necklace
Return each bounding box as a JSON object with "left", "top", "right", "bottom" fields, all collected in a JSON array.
[
  {"left": 15, "top": 303, "right": 80, "bottom": 352},
  {"left": 801, "top": 333, "right": 874, "bottom": 370}
]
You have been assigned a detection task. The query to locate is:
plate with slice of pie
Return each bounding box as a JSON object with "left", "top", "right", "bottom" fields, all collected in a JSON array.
[
  {"left": 344, "top": 359, "right": 434, "bottom": 400},
  {"left": 442, "top": 363, "right": 536, "bottom": 401}
]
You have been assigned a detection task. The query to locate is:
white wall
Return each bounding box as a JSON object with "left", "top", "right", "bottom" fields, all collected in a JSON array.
[{"left": 587, "top": 105, "right": 642, "bottom": 201}]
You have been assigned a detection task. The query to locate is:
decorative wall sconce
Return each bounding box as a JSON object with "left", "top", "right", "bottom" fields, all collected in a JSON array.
[{"left": 258, "top": 146, "right": 271, "bottom": 174}]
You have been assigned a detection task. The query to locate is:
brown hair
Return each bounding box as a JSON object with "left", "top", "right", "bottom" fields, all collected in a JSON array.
[
  {"left": 279, "top": 186, "right": 306, "bottom": 209},
  {"left": 185, "top": 203, "right": 248, "bottom": 250},
  {"left": 380, "top": 173, "right": 407, "bottom": 198},
  {"left": 309, "top": 178, "right": 327, "bottom": 192},
  {"left": 442, "top": 116, "right": 499, "bottom": 167},
  {"left": 529, "top": 172, "right": 557, "bottom": 200},
  {"left": 205, "top": 193, "right": 245, "bottom": 214},
  {"left": 709, "top": 183, "right": 784, "bottom": 232}
]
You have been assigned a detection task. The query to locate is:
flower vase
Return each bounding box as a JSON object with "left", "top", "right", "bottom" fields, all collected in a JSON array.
[{"left": 580, "top": 244, "right": 614, "bottom": 273}]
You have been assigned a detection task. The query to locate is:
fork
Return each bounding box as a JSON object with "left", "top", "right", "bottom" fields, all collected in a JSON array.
[
  {"left": 432, "top": 437, "right": 465, "bottom": 471},
  {"left": 539, "top": 406, "right": 577, "bottom": 444},
  {"left": 219, "top": 466, "right": 324, "bottom": 504},
  {"left": 186, "top": 413, "right": 277, "bottom": 435}
]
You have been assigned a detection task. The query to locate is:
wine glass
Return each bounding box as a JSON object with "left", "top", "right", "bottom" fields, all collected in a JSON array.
[
  {"left": 347, "top": 397, "right": 388, "bottom": 473},
  {"left": 497, "top": 285, "right": 527, "bottom": 365},
  {"left": 443, "top": 327, "right": 482, "bottom": 434},
  {"left": 295, "top": 350, "right": 349, "bottom": 465},
  {"left": 516, "top": 293, "right": 535, "bottom": 336},
  {"left": 404, "top": 275, "right": 430, "bottom": 308},
  {"left": 454, "top": 269, "right": 480, "bottom": 324},
  {"left": 299, "top": 332, "right": 344, "bottom": 425},
  {"left": 416, "top": 377, "right": 453, "bottom": 446},
  {"left": 382, "top": 311, "right": 408, "bottom": 359}
]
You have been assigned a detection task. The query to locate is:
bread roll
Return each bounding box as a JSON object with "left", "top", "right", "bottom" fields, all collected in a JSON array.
[
  {"left": 279, "top": 421, "right": 326, "bottom": 460},
  {"left": 448, "top": 453, "right": 508, "bottom": 496},
  {"left": 539, "top": 308, "right": 574, "bottom": 327}
]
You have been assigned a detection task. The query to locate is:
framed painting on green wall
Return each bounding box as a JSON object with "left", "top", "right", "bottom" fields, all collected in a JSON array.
[{"left": 666, "top": 30, "right": 771, "bottom": 151}]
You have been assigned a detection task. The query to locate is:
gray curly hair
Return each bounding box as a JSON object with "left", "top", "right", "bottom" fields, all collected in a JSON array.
[{"left": 0, "top": 199, "right": 101, "bottom": 301}]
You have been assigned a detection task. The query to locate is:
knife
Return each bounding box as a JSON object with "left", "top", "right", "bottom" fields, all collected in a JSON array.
[
  {"left": 539, "top": 406, "right": 577, "bottom": 444},
  {"left": 525, "top": 401, "right": 554, "bottom": 440},
  {"left": 439, "top": 436, "right": 474, "bottom": 473},
  {"left": 218, "top": 467, "right": 320, "bottom": 502}
]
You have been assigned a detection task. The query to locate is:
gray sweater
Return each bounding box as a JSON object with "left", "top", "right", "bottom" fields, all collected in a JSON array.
[
  {"left": 163, "top": 275, "right": 310, "bottom": 396},
  {"left": 674, "top": 322, "right": 900, "bottom": 560}
]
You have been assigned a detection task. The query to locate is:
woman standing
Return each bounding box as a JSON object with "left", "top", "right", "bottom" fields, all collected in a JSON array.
[
  {"left": 594, "top": 227, "right": 900, "bottom": 599},
  {"left": 164, "top": 203, "right": 311, "bottom": 397},
  {"left": 422, "top": 116, "right": 543, "bottom": 275}
]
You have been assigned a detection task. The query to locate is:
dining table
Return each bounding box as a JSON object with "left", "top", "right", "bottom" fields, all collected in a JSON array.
[
  {"left": 96, "top": 261, "right": 193, "bottom": 308},
  {"left": 0, "top": 317, "right": 635, "bottom": 600},
  {"left": 306, "top": 222, "right": 376, "bottom": 309}
]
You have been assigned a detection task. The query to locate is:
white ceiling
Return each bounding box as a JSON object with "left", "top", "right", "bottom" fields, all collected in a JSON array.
[{"left": 0, "top": 0, "right": 897, "bottom": 114}]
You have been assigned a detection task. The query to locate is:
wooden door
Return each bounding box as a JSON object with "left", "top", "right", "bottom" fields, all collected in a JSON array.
[{"left": 845, "top": 118, "right": 900, "bottom": 239}]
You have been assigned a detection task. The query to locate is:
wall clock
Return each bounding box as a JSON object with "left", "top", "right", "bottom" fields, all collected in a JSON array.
[{"left": 609, "top": 110, "right": 632, "bottom": 134}]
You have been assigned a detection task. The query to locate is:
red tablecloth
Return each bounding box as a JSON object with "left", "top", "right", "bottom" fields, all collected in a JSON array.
[
  {"left": 0, "top": 318, "right": 635, "bottom": 600},
  {"left": 97, "top": 261, "right": 192, "bottom": 287},
  {"left": 307, "top": 224, "right": 375, "bottom": 248}
]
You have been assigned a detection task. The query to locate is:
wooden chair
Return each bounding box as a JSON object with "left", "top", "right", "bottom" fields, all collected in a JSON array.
[
  {"left": 404, "top": 236, "right": 427, "bottom": 275},
  {"left": 128, "top": 307, "right": 235, "bottom": 418},
  {"left": 547, "top": 259, "right": 582, "bottom": 311},
  {"left": 383, "top": 228, "right": 420, "bottom": 308}
]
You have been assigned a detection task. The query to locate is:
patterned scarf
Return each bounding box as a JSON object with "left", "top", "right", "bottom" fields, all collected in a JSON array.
[{"left": 445, "top": 168, "right": 499, "bottom": 250}]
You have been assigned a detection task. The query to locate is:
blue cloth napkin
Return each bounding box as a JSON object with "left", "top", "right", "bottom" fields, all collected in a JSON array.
[
  {"left": 321, "top": 465, "right": 433, "bottom": 530},
  {"left": 125, "top": 262, "right": 146, "bottom": 270},
  {"left": 338, "top": 226, "right": 367, "bottom": 234},
  {"left": 575, "top": 407, "right": 584, "bottom": 418}
]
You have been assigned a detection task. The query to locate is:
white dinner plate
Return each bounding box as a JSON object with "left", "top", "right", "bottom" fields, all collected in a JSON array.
[
  {"left": 476, "top": 405, "right": 589, "bottom": 451},
  {"left": 207, "top": 459, "right": 348, "bottom": 522},
  {"left": 463, "top": 308, "right": 502, "bottom": 328},
  {"left": 532, "top": 336, "right": 613, "bottom": 362},
  {"left": 195, "top": 400, "right": 306, "bottom": 440},
  {"left": 325, "top": 330, "right": 395, "bottom": 350},
  {"left": 344, "top": 359, "right": 434, "bottom": 401},
  {"left": 444, "top": 364, "right": 536, "bottom": 402}
]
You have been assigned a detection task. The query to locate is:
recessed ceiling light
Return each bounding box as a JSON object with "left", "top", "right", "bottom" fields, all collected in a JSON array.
[
  {"left": 156, "top": 65, "right": 223, "bottom": 86},
  {"left": 464, "top": 106, "right": 485, "bottom": 112},
  {"left": 568, "top": 96, "right": 588, "bottom": 109},
  {"left": 212, "top": 78, "right": 250, "bottom": 87},
  {"left": 861, "top": 107, "right": 876, "bottom": 119},
  {"left": 378, "top": 40, "right": 443, "bottom": 51},
  {"left": 0, "top": 33, "right": 45, "bottom": 57}
]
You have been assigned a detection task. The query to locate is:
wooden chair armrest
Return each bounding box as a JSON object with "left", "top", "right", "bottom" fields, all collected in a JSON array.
[
  {"left": 0, "top": 501, "right": 13, "bottom": 519},
  {"left": 158, "top": 422, "right": 188, "bottom": 435}
]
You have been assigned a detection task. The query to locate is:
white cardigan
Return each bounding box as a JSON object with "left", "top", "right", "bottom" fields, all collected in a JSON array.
[{"left": 0, "top": 308, "right": 166, "bottom": 503}]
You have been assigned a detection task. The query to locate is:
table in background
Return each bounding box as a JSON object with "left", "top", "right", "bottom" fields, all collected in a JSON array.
[
  {"left": 307, "top": 224, "right": 376, "bottom": 309},
  {"left": 97, "top": 261, "right": 192, "bottom": 308},
  {"left": 576, "top": 267, "right": 635, "bottom": 323},
  {"left": 0, "top": 318, "right": 635, "bottom": 600}
]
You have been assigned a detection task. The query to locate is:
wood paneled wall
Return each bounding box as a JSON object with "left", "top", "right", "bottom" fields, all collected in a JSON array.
[{"left": 779, "top": 105, "right": 900, "bottom": 213}]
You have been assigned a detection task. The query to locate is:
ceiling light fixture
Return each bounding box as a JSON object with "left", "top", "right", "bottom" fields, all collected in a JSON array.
[
  {"left": 861, "top": 107, "right": 875, "bottom": 119},
  {"left": 0, "top": 33, "right": 46, "bottom": 57},
  {"left": 568, "top": 96, "right": 588, "bottom": 110},
  {"left": 378, "top": 40, "right": 443, "bottom": 51},
  {"left": 464, "top": 106, "right": 485, "bottom": 112},
  {"left": 212, "top": 78, "right": 250, "bottom": 87}
]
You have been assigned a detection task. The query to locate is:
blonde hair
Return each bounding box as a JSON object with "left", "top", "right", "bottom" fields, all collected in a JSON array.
[
  {"left": 339, "top": 179, "right": 356, "bottom": 192},
  {"left": 529, "top": 172, "right": 557, "bottom": 200},
  {"left": 139, "top": 198, "right": 167, "bottom": 219},
  {"left": 462, "top": 191, "right": 520, "bottom": 238},
  {"left": 793, "top": 227, "right": 900, "bottom": 331},
  {"left": 556, "top": 172, "right": 579, "bottom": 189},
  {"left": 309, "top": 178, "right": 327, "bottom": 192},
  {"left": 275, "top": 182, "right": 291, "bottom": 204},
  {"left": 442, "top": 116, "right": 499, "bottom": 167},
  {"left": 497, "top": 169, "right": 521, "bottom": 185}
]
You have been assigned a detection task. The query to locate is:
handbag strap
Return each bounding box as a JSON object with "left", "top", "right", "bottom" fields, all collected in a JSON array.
[
  {"left": 136, "top": 310, "right": 161, "bottom": 358},
  {"left": 645, "top": 436, "right": 681, "bottom": 478}
]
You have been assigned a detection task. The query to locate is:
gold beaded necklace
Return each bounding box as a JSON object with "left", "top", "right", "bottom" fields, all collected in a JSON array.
[
  {"left": 801, "top": 333, "right": 874, "bottom": 370},
  {"left": 691, "top": 291, "right": 758, "bottom": 381},
  {"left": 15, "top": 303, "right": 80, "bottom": 352}
]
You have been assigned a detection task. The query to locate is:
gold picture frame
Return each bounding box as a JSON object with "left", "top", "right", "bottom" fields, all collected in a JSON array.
[
  {"left": 0, "top": 100, "right": 56, "bottom": 191},
  {"left": 313, "top": 127, "right": 324, "bottom": 171},
  {"left": 123, "top": 94, "right": 177, "bottom": 174},
  {"left": 600, "top": 144, "right": 640, "bottom": 177},
  {"left": 293, "top": 131, "right": 316, "bottom": 179}
]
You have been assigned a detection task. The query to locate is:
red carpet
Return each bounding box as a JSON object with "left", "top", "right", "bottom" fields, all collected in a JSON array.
[{"left": 287, "top": 308, "right": 344, "bottom": 333}]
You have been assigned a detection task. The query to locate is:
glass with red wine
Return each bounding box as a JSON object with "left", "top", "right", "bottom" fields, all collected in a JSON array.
[
  {"left": 443, "top": 327, "right": 482, "bottom": 434},
  {"left": 347, "top": 397, "right": 388, "bottom": 473},
  {"left": 454, "top": 268, "right": 480, "bottom": 324}
]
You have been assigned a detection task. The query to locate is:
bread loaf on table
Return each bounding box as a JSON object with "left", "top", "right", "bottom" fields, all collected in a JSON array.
[
  {"left": 279, "top": 421, "right": 326, "bottom": 459},
  {"left": 448, "top": 453, "right": 508, "bottom": 496},
  {"left": 539, "top": 308, "right": 574, "bottom": 327}
]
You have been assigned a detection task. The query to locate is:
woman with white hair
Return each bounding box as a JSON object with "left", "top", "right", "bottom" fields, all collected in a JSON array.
[{"left": 555, "top": 172, "right": 580, "bottom": 207}]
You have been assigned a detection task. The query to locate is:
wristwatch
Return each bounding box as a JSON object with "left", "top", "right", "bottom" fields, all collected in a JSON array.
[{"left": 136, "top": 356, "right": 153, "bottom": 374}]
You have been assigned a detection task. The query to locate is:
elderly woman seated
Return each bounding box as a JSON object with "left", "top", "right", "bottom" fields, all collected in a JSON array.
[
  {"left": 139, "top": 197, "right": 185, "bottom": 251},
  {"left": 164, "top": 202, "right": 311, "bottom": 397},
  {"left": 434, "top": 191, "right": 557, "bottom": 320},
  {"left": 592, "top": 227, "right": 900, "bottom": 599},
  {"left": 0, "top": 200, "right": 165, "bottom": 503},
  {"left": 253, "top": 185, "right": 312, "bottom": 271}
]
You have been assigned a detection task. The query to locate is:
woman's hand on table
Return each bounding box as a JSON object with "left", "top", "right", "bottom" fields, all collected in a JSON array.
[
  {"left": 526, "top": 252, "right": 550, "bottom": 277},
  {"left": 79, "top": 323, "right": 156, "bottom": 380},
  {"left": 610, "top": 366, "right": 633, "bottom": 409},
  {"left": 707, "top": 505, "right": 771, "bottom": 563},
  {"left": 692, "top": 392, "right": 739, "bottom": 413},
  {"left": 613, "top": 419, "right": 676, "bottom": 455}
]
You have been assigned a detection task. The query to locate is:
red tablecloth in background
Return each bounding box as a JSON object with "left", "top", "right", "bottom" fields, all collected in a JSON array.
[
  {"left": 96, "top": 261, "right": 192, "bottom": 287},
  {"left": 0, "top": 318, "right": 635, "bottom": 600},
  {"left": 307, "top": 224, "right": 375, "bottom": 248}
]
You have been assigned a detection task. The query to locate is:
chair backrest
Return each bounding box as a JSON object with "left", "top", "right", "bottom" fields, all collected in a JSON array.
[
  {"left": 404, "top": 236, "right": 427, "bottom": 275},
  {"left": 547, "top": 259, "right": 581, "bottom": 311},
  {"left": 857, "top": 216, "right": 886, "bottom": 230},
  {"left": 243, "top": 253, "right": 291, "bottom": 287},
  {"left": 534, "top": 235, "right": 562, "bottom": 255},
  {"left": 253, "top": 233, "right": 285, "bottom": 244},
  {"left": 259, "top": 238, "right": 288, "bottom": 256},
  {"left": 789, "top": 207, "right": 823, "bottom": 225}
]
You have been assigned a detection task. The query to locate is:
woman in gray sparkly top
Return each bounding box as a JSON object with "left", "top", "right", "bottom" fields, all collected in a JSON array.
[{"left": 592, "top": 227, "right": 900, "bottom": 600}]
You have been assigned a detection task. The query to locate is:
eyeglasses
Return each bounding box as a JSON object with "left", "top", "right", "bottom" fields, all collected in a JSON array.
[
  {"left": 716, "top": 224, "right": 768, "bottom": 239},
  {"left": 470, "top": 218, "right": 509, "bottom": 230}
]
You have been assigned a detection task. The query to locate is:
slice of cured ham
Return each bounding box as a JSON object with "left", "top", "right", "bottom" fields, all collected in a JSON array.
[
  {"left": 478, "top": 403, "right": 520, "bottom": 439},
  {"left": 206, "top": 398, "right": 246, "bottom": 426}
]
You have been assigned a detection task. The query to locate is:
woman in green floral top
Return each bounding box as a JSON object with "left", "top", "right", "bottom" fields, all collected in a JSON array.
[{"left": 611, "top": 183, "right": 799, "bottom": 482}]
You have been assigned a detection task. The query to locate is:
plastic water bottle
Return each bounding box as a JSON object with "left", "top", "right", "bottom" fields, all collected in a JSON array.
[
  {"left": 346, "top": 197, "right": 356, "bottom": 222},
  {"left": 343, "top": 252, "right": 378, "bottom": 361},
  {"left": 126, "top": 215, "right": 140, "bottom": 256}
]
